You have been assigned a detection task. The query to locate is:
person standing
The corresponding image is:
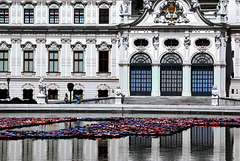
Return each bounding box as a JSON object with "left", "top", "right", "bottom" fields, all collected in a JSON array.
[{"left": 64, "top": 93, "right": 68, "bottom": 104}]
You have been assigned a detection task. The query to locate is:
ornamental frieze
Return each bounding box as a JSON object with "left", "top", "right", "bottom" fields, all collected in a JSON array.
[{"left": 154, "top": 0, "right": 189, "bottom": 25}]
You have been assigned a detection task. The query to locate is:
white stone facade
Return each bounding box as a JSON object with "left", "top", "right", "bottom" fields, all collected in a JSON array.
[{"left": 0, "top": 0, "right": 239, "bottom": 100}]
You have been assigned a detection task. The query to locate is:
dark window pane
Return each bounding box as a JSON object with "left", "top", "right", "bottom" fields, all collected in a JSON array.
[
  {"left": 98, "top": 90, "right": 108, "bottom": 97},
  {"left": 99, "top": 9, "right": 109, "bottom": 24},
  {"left": 99, "top": 51, "right": 108, "bottom": 72}
]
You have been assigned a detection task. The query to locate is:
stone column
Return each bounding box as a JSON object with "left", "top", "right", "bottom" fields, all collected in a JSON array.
[
  {"left": 214, "top": 64, "right": 226, "bottom": 97},
  {"left": 235, "top": 38, "right": 240, "bottom": 78},
  {"left": 32, "top": 140, "right": 47, "bottom": 160},
  {"left": 121, "top": 64, "right": 130, "bottom": 96},
  {"left": 152, "top": 64, "right": 160, "bottom": 96},
  {"left": 182, "top": 64, "right": 191, "bottom": 96},
  {"left": 58, "top": 140, "right": 73, "bottom": 161},
  {"left": 8, "top": 140, "right": 22, "bottom": 161},
  {"left": 151, "top": 138, "right": 160, "bottom": 159},
  {"left": 11, "top": 38, "right": 21, "bottom": 76}
]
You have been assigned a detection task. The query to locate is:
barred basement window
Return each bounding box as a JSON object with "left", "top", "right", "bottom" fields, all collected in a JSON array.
[
  {"left": 23, "top": 89, "right": 33, "bottom": 99},
  {"left": 98, "top": 90, "right": 108, "bottom": 97},
  {"left": 48, "top": 90, "right": 58, "bottom": 99},
  {"left": 0, "top": 89, "right": 7, "bottom": 99}
]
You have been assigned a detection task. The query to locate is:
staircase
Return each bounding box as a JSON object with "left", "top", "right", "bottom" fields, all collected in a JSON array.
[{"left": 123, "top": 96, "right": 211, "bottom": 105}]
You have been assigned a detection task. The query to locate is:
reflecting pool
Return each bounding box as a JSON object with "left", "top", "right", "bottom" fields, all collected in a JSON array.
[{"left": 0, "top": 120, "right": 239, "bottom": 160}]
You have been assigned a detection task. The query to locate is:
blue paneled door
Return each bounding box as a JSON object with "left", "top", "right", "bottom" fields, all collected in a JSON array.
[
  {"left": 191, "top": 65, "right": 214, "bottom": 96},
  {"left": 160, "top": 65, "right": 182, "bottom": 96},
  {"left": 130, "top": 64, "right": 152, "bottom": 96}
]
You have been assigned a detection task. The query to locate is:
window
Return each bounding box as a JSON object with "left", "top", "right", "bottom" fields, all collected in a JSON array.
[
  {"left": 0, "top": 51, "right": 8, "bottom": 72},
  {"left": 49, "top": 9, "right": 59, "bottom": 24},
  {"left": 24, "top": 9, "right": 34, "bottom": 24},
  {"left": 24, "top": 51, "right": 33, "bottom": 72},
  {"left": 195, "top": 39, "right": 210, "bottom": 47},
  {"left": 134, "top": 39, "right": 149, "bottom": 47},
  {"left": 74, "top": 51, "right": 83, "bottom": 72},
  {"left": 0, "top": 9, "right": 8, "bottom": 24},
  {"left": 0, "top": 89, "right": 7, "bottom": 99},
  {"left": 73, "top": 90, "right": 83, "bottom": 99},
  {"left": 99, "top": 9, "right": 109, "bottom": 24},
  {"left": 164, "top": 39, "right": 179, "bottom": 47},
  {"left": 48, "top": 90, "right": 58, "bottom": 99},
  {"left": 98, "top": 90, "right": 108, "bottom": 97},
  {"left": 23, "top": 89, "right": 33, "bottom": 99},
  {"left": 99, "top": 51, "right": 108, "bottom": 72},
  {"left": 49, "top": 51, "right": 58, "bottom": 72},
  {"left": 74, "top": 9, "right": 84, "bottom": 24}
]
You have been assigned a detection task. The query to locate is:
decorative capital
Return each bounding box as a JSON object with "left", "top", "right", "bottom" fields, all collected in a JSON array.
[
  {"left": 11, "top": 38, "right": 21, "bottom": 43},
  {"left": 61, "top": 38, "right": 71, "bottom": 44},
  {"left": 36, "top": 38, "right": 46, "bottom": 43}
]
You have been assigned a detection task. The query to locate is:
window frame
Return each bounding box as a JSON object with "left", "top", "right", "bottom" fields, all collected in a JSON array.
[
  {"left": 24, "top": 9, "right": 34, "bottom": 24},
  {"left": 23, "top": 51, "right": 34, "bottom": 72},
  {"left": 23, "top": 89, "right": 33, "bottom": 99},
  {"left": 99, "top": 9, "right": 109, "bottom": 24},
  {"left": 48, "top": 89, "right": 58, "bottom": 99},
  {"left": 73, "top": 51, "right": 84, "bottom": 73},
  {"left": 0, "top": 50, "right": 8, "bottom": 72},
  {"left": 74, "top": 9, "right": 84, "bottom": 24},
  {"left": 0, "top": 9, "right": 9, "bottom": 24},
  {"left": 99, "top": 51, "right": 109, "bottom": 73},
  {"left": 49, "top": 9, "right": 59, "bottom": 24},
  {"left": 49, "top": 51, "right": 58, "bottom": 72}
]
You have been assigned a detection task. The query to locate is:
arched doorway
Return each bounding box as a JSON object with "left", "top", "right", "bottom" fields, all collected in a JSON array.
[
  {"left": 191, "top": 53, "right": 214, "bottom": 96},
  {"left": 160, "top": 53, "right": 183, "bottom": 96},
  {"left": 130, "top": 53, "right": 152, "bottom": 96}
]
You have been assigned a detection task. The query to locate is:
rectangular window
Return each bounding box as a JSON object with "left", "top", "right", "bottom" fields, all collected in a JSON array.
[
  {"left": 74, "top": 51, "right": 83, "bottom": 72},
  {"left": 0, "top": 51, "right": 8, "bottom": 72},
  {"left": 49, "top": 51, "right": 58, "bottom": 72},
  {"left": 99, "top": 9, "right": 109, "bottom": 24},
  {"left": 99, "top": 51, "right": 108, "bottom": 72},
  {"left": 0, "top": 89, "right": 7, "bottom": 99},
  {"left": 24, "top": 9, "right": 34, "bottom": 24},
  {"left": 48, "top": 90, "right": 58, "bottom": 99},
  {"left": 49, "top": 9, "right": 59, "bottom": 24},
  {"left": 0, "top": 9, "right": 9, "bottom": 24},
  {"left": 74, "top": 9, "right": 84, "bottom": 24},
  {"left": 23, "top": 89, "right": 33, "bottom": 99},
  {"left": 24, "top": 51, "right": 33, "bottom": 72}
]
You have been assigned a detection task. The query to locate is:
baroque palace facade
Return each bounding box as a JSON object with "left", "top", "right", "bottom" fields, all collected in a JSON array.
[{"left": 0, "top": 0, "right": 239, "bottom": 100}]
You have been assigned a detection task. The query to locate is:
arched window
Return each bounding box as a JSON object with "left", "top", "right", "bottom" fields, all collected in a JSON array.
[
  {"left": 191, "top": 53, "right": 214, "bottom": 96},
  {"left": 130, "top": 53, "right": 152, "bottom": 96},
  {"left": 160, "top": 53, "right": 183, "bottom": 96}
]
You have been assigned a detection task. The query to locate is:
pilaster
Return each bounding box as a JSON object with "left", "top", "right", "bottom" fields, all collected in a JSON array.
[
  {"left": 152, "top": 64, "right": 160, "bottom": 96},
  {"left": 11, "top": 38, "right": 21, "bottom": 76},
  {"left": 61, "top": 38, "right": 71, "bottom": 77},
  {"left": 111, "top": 38, "right": 117, "bottom": 78},
  {"left": 36, "top": 38, "right": 46, "bottom": 77},
  {"left": 182, "top": 64, "right": 191, "bottom": 96}
]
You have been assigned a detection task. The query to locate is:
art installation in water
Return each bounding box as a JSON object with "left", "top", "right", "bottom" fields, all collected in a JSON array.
[{"left": 0, "top": 117, "right": 240, "bottom": 140}]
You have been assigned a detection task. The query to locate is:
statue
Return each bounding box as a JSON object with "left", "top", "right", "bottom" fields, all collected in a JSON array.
[
  {"left": 38, "top": 77, "right": 46, "bottom": 95},
  {"left": 143, "top": 0, "right": 152, "bottom": 10},
  {"left": 120, "top": 4, "right": 123, "bottom": 14},
  {"left": 191, "top": 0, "right": 200, "bottom": 9},
  {"left": 124, "top": 2, "right": 129, "bottom": 14}
]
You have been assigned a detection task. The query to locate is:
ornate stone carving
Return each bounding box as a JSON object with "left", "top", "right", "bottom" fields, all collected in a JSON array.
[
  {"left": 184, "top": 35, "right": 191, "bottom": 49},
  {"left": 46, "top": 42, "right": 61, "bottom": 51},
  {"left": 153, "top": 35, "right": 159, "bottom": 50},
  {"left": 215, "top": 33, "right": 221, "bottom": 49},
  {"left": 21, "top": 42, "right": 36, "bottom": 51},
  {"left": 96, "top": 42, "right": 112, "bottom": 50},
  {"left": 22, "top": 83, "right": 34, "bottom": 90},
  {"left": 0, "top": 41, "right": 11, "bottom": 50},
  {"left": 166, "top": 46, "right": 177, "bottom": 53},
  {"left": 111, "top": 38, "right": 117, "bottom": 44},
  {"left": 86, "top": 38, "right": 96, "bottom": 44},
  {"left": 154, "top": 0, "right": 189, "bottom": 25},
  {"left": 143, "top": 0, "right": 152, "bottom": 10},
  {"left": 0, "top": 83, "right": 7, "bottom": 89},
  {"left": 74, "top": 83, "right": 85, "bottom": 90},
  {"left": 97, "top": 84, "right": 110, "bottom": 90},
  {"left": 191, "top": 0, "right": 200, "bottom": 9},
  {"left": 61, "top": 38, "right": 71, "bottom": 44},
  {"left": 123, "top": 35, "right": 129, "bottom": 50},
  {"left": 36, "top": 38, "right": 46, "bottom": 43},
  {"left": 71, "top": 42, "right": 86, "bottom": 51},
  {"left": 11, "top": 38, "right": 21, "bottom": 43},
  {"left": 47, "top": 83, "right": 60, "bottom": 90}
]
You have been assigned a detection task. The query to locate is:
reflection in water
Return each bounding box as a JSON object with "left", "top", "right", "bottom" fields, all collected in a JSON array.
[{"left": 0, "top": 127, "right": 239, "bottom": 161}]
